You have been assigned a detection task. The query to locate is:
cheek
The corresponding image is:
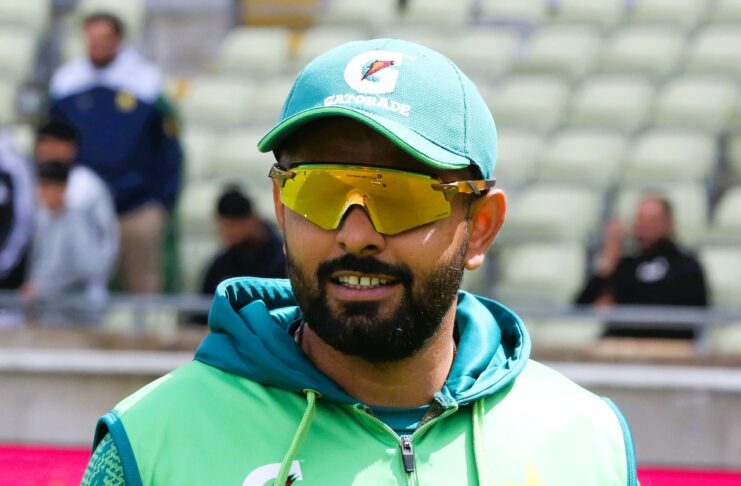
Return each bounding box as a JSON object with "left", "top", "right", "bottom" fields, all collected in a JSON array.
[{"left": 283, "top": 210, "right": 335, "bottom": 265}]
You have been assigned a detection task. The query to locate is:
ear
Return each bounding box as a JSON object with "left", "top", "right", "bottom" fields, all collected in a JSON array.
[{"left": 464, "top": 190, "right": 506, "bottom": 271}]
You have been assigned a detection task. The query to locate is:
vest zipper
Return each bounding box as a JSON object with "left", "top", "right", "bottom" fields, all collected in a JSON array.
[{"left": 349, "top": 403, "right": 459, "bottom": 485}]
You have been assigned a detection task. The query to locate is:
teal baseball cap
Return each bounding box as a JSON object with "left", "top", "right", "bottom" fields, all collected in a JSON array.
[{"left": 257, "top": 38, "right": 497, "bottom": 179}]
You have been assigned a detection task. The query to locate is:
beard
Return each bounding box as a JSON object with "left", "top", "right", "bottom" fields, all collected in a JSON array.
[{"left": 287, "top": 239, "right": 467, "bottom": 363}]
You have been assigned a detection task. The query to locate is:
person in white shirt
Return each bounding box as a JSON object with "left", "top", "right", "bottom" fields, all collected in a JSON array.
[{"left": 34, "top": 119, "right": 119, "bottom": 299}]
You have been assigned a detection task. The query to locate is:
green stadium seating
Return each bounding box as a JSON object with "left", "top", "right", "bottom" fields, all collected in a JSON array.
[
  {"left": 0, "top": 28, "right": 38, "bottom": 83},
  {"left": 485, "top": 75, "right": 570, "bottom": 133},
  {"left": 684, "top": 26, "right": 741, "bottom": 79},
  {"left": 600, "top": 26, "right": 685, "bottom": 79},
  {"left": 512, "top": 26, "right": 603, "bottom": 80},
  {"left": 494, "top": 128, "right": 544, "bottom": 190},
  {"left": 652, "top": 76, "right": 738, "bottom": 133},
  {"left": 537, "top": 129, "right": 627, "bottom": 189},
  {"left": 567, "top": 75, "right": 655, "bottom": 133},
  {"left": 495, "top": 242, "right": 587, "bottom": 306},
  {"left": 699, "top": 247, "right": 741, "bottom": 308},
  {"left": 179, "top": 77, "right": 255, "bottom": 128},
  {"left": 0, "top": 0, "right": 50, "bottom": 36},
  {"left": 215, "top": 27, "right": 293, "bottom": 78},
  {"left": 550, "top": 0, "right": 626, "bottom": 29},
  {"left": 627, "top": 0, "right": 707, "bottom": 28}
]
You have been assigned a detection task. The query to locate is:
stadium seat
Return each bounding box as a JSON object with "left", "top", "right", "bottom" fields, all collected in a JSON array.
[
  {"left": 550, "top": 0, "right": 626, "bottom": 29},
  {"left": 484, "top": 76, "right": 570, "bottom": 133},
  {"left": 439, "top": 28, "right": 521, "bottom": 79},
  {"left": 699, "top": 247, "right": 741, "bottom": 308},
  {"left": 613, "top": 183, "right": 709, "bottom": 247},
  {"left": 317, "top": 0, "right": 398, "bottom": 29},
  {"left": 7, "top": 124, "right": 34, "bottom": 158},
  {"left": 178, "top": 181, "right": 226, "bottom": 239},
  {"left": 182, "top": 128, "right": 216, "bottom": 181},
  {"left": 652, "top": 76, "right": 738, "bottom": 133},
  {"left": 704, "top": 322, "right": 741, "bottom": 355},
  {"left": 478, "top": 0, "right": 548, "bottom": 26},
  {"left": 247, "top": 76, "right": 294, "bottom": 125},
  {"left": 0, "top": 28, "right": 37, "bottom": 83},
  {"left": 179, "top": 235, "right": 220, "bottom": 292},
  {"left": 728, "top": 134, "right": 741, "bottom": 180},
  {"left": 567, "top": 75, "right": 655, "bottom": 134},
  {"left": 179, "top": 77, "right": 255, "bottom": 129},
  {"left": 215, "top": 27, "right": 293, "bottom": 78},
  {"left": 294, "top": 27, "right": 368, "bottom": 69},
  {"left": 709, "top": 0, "right": 741, "bottom": 23},
  {"left": 495, "top": 242, "right": 587, "bottom": 306},
  {"left": 537, "top": 129, "right": 626, "bottom": 189},
  {"left": 0, "top": 80, "right": 16, "bottom": 124},
  {"left": 74, "top": 0, "right": 145, "bottom": 39},
  {"left": 0, "top": 0, "right": 50, "bottom": 35},
  {"left": 627, "top": 0, "right": 708, "bottom": 27},
  {"left": 210, "top": 128, "right": 276, "bottom": 219},
  {"left": 600, "top": 26, "right": 685, "bottom": 79},
  {"left": 704, "top": 186, "right": 741, "bottom": 243},
  {"left": 513, "top": 26, "right": 602, "bottom": 80},
  {"left": 621, "top": 130, "right": 716, "bottom": 184},
  {"left": 526, "top": 315, "right": 605, "bottom": 349},
  {"left": 402, "top": 0, "right": 472, "bottom": 28},
  {"left": 372, "top": 26, "right": 448, "bottom": 56},
  {"left": 500, "top": 183, "right": 603, "bottom": 243},
  {"left": 494, "top": 128, "right": 543, "bottom": 190},
  {"left": 684, "top": 26, "right": 741, "bottom": 79}
]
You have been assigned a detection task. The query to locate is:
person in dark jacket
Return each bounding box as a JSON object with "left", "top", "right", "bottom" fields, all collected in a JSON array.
[
  {"left": 576, "top": 194, "right": 707, "bottom": 339},
  {"left": 201, "top": 187, "right": 286, "bottom": 295}
]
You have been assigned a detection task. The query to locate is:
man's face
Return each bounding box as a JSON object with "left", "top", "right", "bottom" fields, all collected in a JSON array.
[
  {"left": 84, "top": 20, "right": 120, "bottom": 68},
  {"left": 34, "top": 136, "right": 77, "bottom": 164},
  {"left": 275, "top": 119, "right": 479, "bottom": 363},
  {"left": 633, "top": 197, "right": 672, "bottom": 249},
  {"left": 38, "top": 181, "right": 66, "bottom": 213}
]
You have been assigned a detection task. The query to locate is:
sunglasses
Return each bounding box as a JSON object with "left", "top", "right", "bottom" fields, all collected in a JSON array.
[{"left": 269, "top": 163, "right": 496, "bottom": 235}]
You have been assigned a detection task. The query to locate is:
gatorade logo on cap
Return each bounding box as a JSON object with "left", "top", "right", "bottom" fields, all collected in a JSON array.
[{"left": 344, "top": 50, "right": 404, "bottom": 94}]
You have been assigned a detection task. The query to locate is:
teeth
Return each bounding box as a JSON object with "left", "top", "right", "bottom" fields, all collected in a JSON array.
[{"left": 336, "top": 275, "right": 392, "bottom": 288}]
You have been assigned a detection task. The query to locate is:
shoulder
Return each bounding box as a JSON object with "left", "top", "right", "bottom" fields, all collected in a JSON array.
[
  {"left": 50, "top": 58, "right": 94, "bottom": 100},
  {"left": 112, "top": 48, "right": 162, "bottom": 103}
]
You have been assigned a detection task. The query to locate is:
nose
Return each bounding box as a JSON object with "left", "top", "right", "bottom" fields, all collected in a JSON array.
[{"left": 335, "top": 205, "right": 386, "bottom": 256}]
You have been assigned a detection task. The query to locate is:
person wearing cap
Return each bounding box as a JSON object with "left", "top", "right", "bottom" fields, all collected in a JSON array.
[
  {"left": 21, "top": 161, "right": 105, "bottom": 324},
  {"left": 81, "top": 40, "right": 637, "bottom": 485}
]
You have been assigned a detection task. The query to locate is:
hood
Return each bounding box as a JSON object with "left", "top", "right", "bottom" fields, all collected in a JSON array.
[{"left": 195, "top": 277, "right": 530, "bottom": 407}]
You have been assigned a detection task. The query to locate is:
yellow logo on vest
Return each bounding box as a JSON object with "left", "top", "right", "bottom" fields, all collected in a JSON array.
[
  {"left": 115, "top": 91, "right": 137, "bottom": 112},
  {"left": 497, "top": 461, "right": 543, "bottom": 486}
]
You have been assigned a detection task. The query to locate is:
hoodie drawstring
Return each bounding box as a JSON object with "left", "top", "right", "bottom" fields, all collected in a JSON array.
[
  {"left": 472, "top": 398, "right": 491, "bottom": 486},
  {"left": 274, "top": 389, "right": 319, "bottom": 486}
]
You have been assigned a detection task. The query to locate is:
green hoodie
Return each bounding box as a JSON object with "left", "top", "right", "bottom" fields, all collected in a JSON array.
[{"left": 84, "top": 277, "right": 637, "bottom": 485}]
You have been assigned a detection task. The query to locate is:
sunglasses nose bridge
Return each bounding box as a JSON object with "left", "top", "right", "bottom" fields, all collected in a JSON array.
[{"left": 337, "top": 189, "right": 380, "bottom": 231}]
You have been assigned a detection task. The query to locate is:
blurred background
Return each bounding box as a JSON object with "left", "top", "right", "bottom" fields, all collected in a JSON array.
[{"left": 1, "top": 0, "right": 741, "bottom": 484}]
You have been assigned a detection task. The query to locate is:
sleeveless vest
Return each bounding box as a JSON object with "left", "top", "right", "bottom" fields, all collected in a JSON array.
[{"left": 96, "top": 359, "right": 636, "bottom": 486}]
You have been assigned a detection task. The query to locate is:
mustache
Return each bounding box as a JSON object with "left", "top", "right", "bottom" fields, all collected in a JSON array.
[{"left": 317, "top": 254, "right": 413, "bottom": 286}]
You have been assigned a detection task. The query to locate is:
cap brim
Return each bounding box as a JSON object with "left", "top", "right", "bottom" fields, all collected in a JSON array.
[{"left": 257, "top": 107, "right": 471, "bottom": 171}]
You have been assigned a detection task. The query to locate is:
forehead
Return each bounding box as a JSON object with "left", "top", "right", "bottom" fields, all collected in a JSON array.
[{"left": 278, "top": 118, "right": 472, "bottom": 179}]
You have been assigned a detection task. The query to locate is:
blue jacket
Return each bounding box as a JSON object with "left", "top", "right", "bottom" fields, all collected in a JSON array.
[{"left": 49, "top": 47, "right": 182, "bottom": 214}]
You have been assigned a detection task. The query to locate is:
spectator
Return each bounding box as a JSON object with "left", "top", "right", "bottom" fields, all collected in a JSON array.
[
  {"left": 49, "top": 12, "right": 182, "bottom": 293},
  {"left": 0, "top": 129, "right": 33, "bottom": 291},
  {"left": 35, "top": 119, "right": 119, "bottom": 295},
  {"left": 200, "top": 187, "right": 286, "bottom": 296},
  {"left": 22, "top": 162, "right": 104, "bottom": 324},
  {"left": 576, "top": 194, "right": 708, "bottom": 339}
]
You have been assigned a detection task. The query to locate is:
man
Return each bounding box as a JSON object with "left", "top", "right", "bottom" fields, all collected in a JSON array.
[
  {"left": 22, "top": 161, "right": 103, "bottom": 324},
  {"left": 201, "top": 186, "right": 286, "bottom": 296},
  {"left": 49, "top": 12, "right": 182, "bottom": 293},
  {"left": 0, "top": 129, "right": 33, "bottom": 292},
  {"left": 34, "top": 119, "right": 119, "bottom": 296},
  {"left": 82, "top": 39, "right": 637, "bottom": 485},
  {"left": 576, "top": 195, "right": 707, "bottom": 339}
]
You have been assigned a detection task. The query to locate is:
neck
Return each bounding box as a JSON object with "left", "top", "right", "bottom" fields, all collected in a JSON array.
[{"left": 300, "top": 306, "right": 458, "bottom": 408}]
